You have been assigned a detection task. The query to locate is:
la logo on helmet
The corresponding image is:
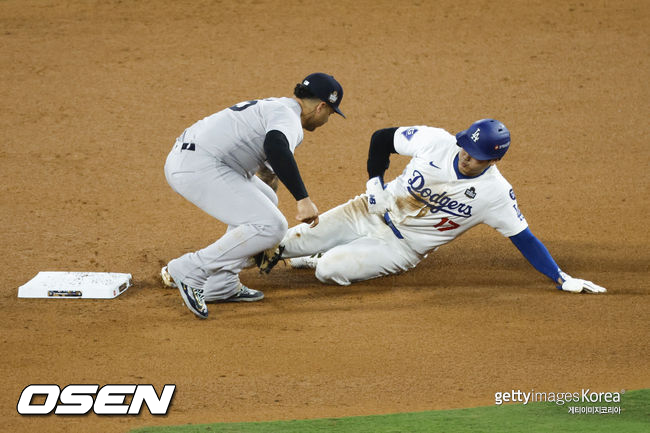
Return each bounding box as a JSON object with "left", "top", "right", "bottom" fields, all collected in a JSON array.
[{"left": 470, "top": 128, "right": 480, "bottom": 142}]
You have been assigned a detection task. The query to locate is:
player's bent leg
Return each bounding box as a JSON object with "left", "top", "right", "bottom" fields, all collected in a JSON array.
[
  {"left": 282, "top": 195, "right": 369, "bottom": 258},
  {"left": 198, "top": 216, "right": 287, "bottom": 273},
  {"left": 251, "top": 174, "right": 279, "bottom": 207},
  {"left": 202, "top": 257, "right": 250, "bottom": 301},
  {"left": 168, "top": 212, "right": 287, "bottom": 287},
  {"left": 314, "top": 237, "right": 421, "bottom": 286},
  {"left": 166, "top": 163, "right": 288, "bottom": 288}
]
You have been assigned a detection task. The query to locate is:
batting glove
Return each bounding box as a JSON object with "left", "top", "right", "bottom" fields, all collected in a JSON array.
[
  {"left": 558, "top": 271, "right": 607, "bottom": 294},
  {"left": 366, "top": 176, "right": 390, "bottom": 215}
]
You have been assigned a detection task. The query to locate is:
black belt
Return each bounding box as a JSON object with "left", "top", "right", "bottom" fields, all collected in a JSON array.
[{"left": 383, "top": 212, "right": 404, "bottom": 239}]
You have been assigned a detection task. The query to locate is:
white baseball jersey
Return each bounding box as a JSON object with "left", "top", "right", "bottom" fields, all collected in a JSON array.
[
  {"left": 386, "top": 126, "right": 528, "bottom": 254},
  {"left": 178, "top": 97, "right": 303, "bottom": 177},
  {"left": 280, "top": 125, "right": 530, "bottom": 285}
]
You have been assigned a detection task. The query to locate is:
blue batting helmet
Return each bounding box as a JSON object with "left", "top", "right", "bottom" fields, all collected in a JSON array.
[{"left": 456, "top": 119, "right": 511, "bottom": 160}]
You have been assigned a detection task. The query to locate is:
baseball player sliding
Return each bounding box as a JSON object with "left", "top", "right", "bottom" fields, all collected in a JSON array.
[
  {"left": 161, "top": 73, "right": 345, "bottom": 318},
  {"left": 260, "top": 119, "right": 607, "bottom": 294}
]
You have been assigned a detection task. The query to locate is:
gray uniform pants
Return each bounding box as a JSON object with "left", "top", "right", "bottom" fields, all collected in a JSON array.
[{"left": 164, "top": 141, "right": 287, "bottom": 300}]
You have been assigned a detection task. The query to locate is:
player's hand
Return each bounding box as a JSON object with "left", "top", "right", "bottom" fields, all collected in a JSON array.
[
  {"left": 366, "top": 177, "right": 390, "bottom": 215},
  {"left": 296, "top": 197, "right": 319, "bottom": 227},
  {"left": 558, "top": 272, "right": 607, "bottom": 294}
]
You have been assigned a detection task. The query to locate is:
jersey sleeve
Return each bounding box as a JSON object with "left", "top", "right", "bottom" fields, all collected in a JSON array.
[
  {"left": 483, "top": 183, "right": 529, "bottom": 237},
  {"left": 394, "top": 126, "right": 455, "bottom": 158},
  {"left": 263, "top": 102, "right": 303, "bottom": 152},
  {"left": 509, "top": 228, "right": 562, "bottom": 282}
]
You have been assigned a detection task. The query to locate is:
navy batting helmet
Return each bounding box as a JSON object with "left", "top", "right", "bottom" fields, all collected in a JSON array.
[{"left": 456, "top": 119, "right": 510, "bottom": 160}]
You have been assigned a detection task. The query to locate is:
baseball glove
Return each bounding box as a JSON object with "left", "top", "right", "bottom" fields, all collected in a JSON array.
[{"left": 254, "top": 245, "right": 285, "bottom": 274}]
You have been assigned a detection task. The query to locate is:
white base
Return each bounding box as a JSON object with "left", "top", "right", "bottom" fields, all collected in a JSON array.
[{"left": 18, "top": 272, "right": 132, "bottom": 299}]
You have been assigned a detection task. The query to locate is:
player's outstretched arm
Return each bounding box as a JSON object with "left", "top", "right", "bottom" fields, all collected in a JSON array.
[
  {"left": 263, "top": 130, "right": 308, "bottom": 198},
  {"left": 509, "top": 228, "right": 607, "bottom": 294},
  {"left": 263, "top": 130, "right": 321, "bottom": 226}
]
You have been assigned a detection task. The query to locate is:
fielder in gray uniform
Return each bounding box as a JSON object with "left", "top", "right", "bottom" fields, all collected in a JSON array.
[
  {"left": 260, "top": 119, "right": 606, "bottom": 294},
  {"left": 162, "top": 73, "right": 345, "bottom": 319}
]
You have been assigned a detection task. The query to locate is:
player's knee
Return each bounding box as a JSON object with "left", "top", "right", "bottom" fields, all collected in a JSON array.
[
  {"left": 272, "top": 216, "right": 289, "bottom": 241},
  {"left": 314, "top": 257, "right": 351, "bottom": 286},
  {"left": 267, "top": 191, "right": 279, "bottom": 207},
  {"left": 256, "top": 214, "right": 288, "bottom": 245}
]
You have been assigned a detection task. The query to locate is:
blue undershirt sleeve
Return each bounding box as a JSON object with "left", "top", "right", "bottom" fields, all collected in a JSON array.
[{"left": 509, "top": 228, "right": 561, "bottom": 283}]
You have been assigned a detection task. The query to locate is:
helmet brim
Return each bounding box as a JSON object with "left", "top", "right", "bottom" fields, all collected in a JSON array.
[{"left": 331, "top": 105, "right": 345, "bottom": 118}]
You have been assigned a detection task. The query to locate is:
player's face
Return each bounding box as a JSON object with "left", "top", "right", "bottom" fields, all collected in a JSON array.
[
  {"left": 303, "top": 102, "right": 334, "bottom": 131},
  {"left": 458, "top": 149, "right": 496, "bottom": 177}
]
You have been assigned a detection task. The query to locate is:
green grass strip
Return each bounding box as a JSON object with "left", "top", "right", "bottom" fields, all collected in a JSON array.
[{"left": 131, "top": 388, "right": 649, "bottom": 433}]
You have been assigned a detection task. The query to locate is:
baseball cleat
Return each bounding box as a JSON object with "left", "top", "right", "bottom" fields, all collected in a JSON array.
[
  {"left": 160, "top": 266, "right": 177, "bottom": 288},
  {"left": 168, "top": 270, "right": 208, "bottom": 319},
  {"left": 289, "top": 253, "right": 322, "bottom": 269},
  {"left": 177, "top": 281, "right": 208, "bottom": 319},
  {"left": 220, "top": 283, "right": 264, "bottom": 302}
]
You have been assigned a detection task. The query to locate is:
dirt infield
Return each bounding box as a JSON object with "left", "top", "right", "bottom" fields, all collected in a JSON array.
[{"left": 1, "top": 1, "right": 648, "bottom": 432}]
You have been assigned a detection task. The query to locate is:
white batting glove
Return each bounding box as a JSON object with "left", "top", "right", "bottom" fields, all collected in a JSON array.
[
  {"left": 558, "top": 271, "right": 607, "bottom": 294},
  {"left": 366, "top": 177, "right": 390, "bottom": 215}
]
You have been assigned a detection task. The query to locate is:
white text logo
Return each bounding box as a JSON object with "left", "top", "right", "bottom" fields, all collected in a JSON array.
[
  {"left": 494, "top": 389, "right": 622, "bottom": 406},
  {"left": 17, "top": 384, "right": 176, "bottom": 415}
]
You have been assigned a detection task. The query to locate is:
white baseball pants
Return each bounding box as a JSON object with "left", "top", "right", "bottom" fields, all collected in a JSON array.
[
  {"left": 164, "top": 141, "right": 287, "bottom": 301},
  {"left": 282, "top": 196, "right": 424, "bottom": 285}
]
